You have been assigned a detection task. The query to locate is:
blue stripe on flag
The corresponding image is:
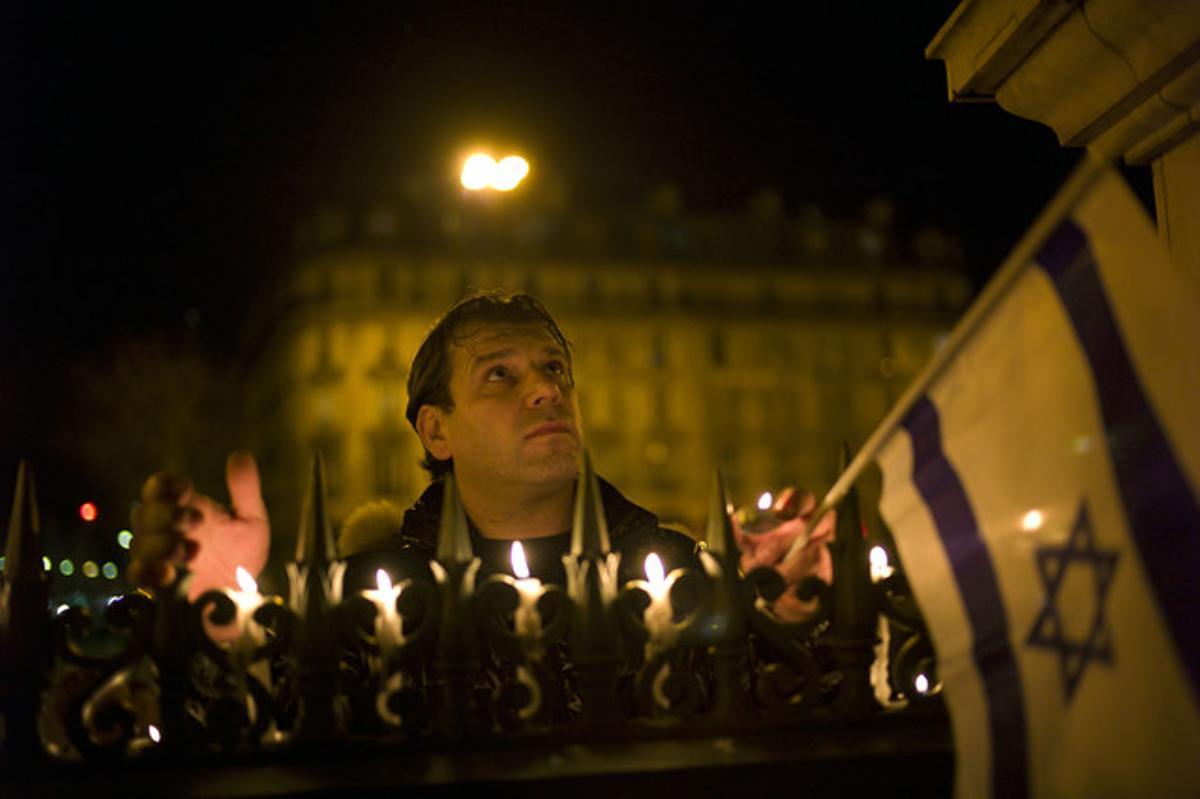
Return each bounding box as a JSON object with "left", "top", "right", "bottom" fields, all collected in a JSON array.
[
  {"left": 1036, "top": 220, "right": 1200, "bottom": 703},
  {"left": 904, "top": 396, "right": 1029, "bottom": 799}
]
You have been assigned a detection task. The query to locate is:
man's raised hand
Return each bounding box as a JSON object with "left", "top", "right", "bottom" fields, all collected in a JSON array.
[
  {"left": 129, "top": 451, "right": 270, "bottom": 600},
  {"left": 732, "top": 487, "right": 836, "bottom": 623}
]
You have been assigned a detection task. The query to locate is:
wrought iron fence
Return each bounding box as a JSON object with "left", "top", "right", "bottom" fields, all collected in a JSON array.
[{"left": 0, "top": 454, "right": 947, "bottom": 793}]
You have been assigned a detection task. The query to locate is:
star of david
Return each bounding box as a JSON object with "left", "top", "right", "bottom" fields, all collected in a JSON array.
[{"left": 1025, "top": 502, "right": 1119, "bottom": 703}]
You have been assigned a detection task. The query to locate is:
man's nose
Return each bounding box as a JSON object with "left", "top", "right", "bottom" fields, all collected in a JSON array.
[{"left": 526, "top": 373, "right": 564, "bottom": 407}]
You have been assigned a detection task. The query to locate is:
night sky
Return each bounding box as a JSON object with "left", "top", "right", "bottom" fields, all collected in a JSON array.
[{"left": 2, "top": 2, "right": 1144, "bottom": 509}]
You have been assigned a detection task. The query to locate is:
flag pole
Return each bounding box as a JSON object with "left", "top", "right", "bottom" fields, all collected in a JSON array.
[{"left": 786, "top": 150, "right": 1113, "bottom": 557}]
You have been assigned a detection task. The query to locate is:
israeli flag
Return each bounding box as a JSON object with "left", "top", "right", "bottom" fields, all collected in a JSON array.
[{"left": 875, "top": 162, "right": 1200, "bottom": 798}]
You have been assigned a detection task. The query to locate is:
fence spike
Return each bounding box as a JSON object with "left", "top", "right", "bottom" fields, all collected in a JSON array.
[
  {"left": 435, "top": 474, "right": 473, "bottom": 565},
  {"left": 4, "top": 460, "right": 44, "bottom": 585},
  {"left": 294, "top": 451, "right": 336, "bottom": 567},
  {"left": 704, "top": 467, "right": 736, "bottom": 559},
  {"left": 570, "top": 451, "right": 610, "bottom": 558}
]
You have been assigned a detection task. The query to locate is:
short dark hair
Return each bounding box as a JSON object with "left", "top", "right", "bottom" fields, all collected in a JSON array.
[{"left": 406, "top": 291, "right": 573, "bottom": 479}]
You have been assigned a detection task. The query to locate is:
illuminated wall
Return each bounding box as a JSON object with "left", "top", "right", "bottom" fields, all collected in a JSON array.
[{"left": 250, "top": 230, "right": 968, "bottom": 550}]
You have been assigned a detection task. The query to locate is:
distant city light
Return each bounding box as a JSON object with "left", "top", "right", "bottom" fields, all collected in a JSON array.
[
  {"left": 43, "top": 556, "right": 51, "bottom": 571},
  {"left": 117, "top": 530, "right": 133, "bottom": 550},
  {"left": 56, "top": 603, "right": 71, "bottom": 615},
  {"left": 0, "top": 556, "right": 5, "bottom": 571},
  {"left": 102, "top": 562, "right": 119, "bottom": 580},
  {"left": 82, "top": 561, "right": 100, "bottom": 579},
  {"left": 148, "top": 725, "right": 161, "bottom": 743},
  {"left": 79, "top": 502, "right": 98, "bottom": 522},
  {"left": 1021, "top": 510, "right": 1044, "bottom": 532},
  {"left": 59, "top": 559, "right": 75, "bottom": 576},
  {"left": 915, "top": 673, "right": 931, "bottom": 694}
]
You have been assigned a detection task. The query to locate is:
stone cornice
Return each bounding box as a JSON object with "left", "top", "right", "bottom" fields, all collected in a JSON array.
[{"left": 928, "top": 0, "right": 1200, "bottom": 164}]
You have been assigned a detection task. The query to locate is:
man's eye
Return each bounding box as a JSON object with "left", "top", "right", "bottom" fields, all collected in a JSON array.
[
  {"left": 486, "top": 366, "right": 510, "bottom": 381},
  {"left": 545, "top": 360, "right": 566, "bottom": 376}
]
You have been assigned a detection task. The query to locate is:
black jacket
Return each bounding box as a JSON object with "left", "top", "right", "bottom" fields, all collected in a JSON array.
[{"left": 342, "top": 478, "right": 696, "bottom": 592}]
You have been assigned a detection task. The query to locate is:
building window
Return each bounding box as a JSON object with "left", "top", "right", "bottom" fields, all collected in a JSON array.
[
  {"left": 651, "top": 332, "right": 666, "bottom": 368},
  {"left": 311, "top": 427, "right": 344, "bottom": 498},
  {"left": 371, "top": 432, "right": 407, "bottom": 497},
  {"left": 710, "top": 330, "right": 726, "bottom": 366},
  {"left": 309, "top": 326, "right": 342, "bottom": 385},
  {"left": 653, "top": 385, "right": 669, "bottom": 424},
  {"left": 379, "top": 385, "right": 400, "bottom": 424}
]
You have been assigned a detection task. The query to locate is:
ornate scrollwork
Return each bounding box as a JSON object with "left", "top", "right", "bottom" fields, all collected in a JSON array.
[
  {"left": 872, "top": 558, "right": 940, "bottom": 703},
  {"left": 472, "top": 576, "right": 571, "bottom": 727},
  {"left": 185, "top": 589, "right": 291, "bottom": 747},
  {"left": 38, "top": 594, "right": 163, "bottom": 761},
  {"left": 889, "top": 627, "right": 941, "bottom": 702},
  {"left": 741, "top": 567, "right": 830, "bottom": 713},
  {"left": 619, "top": 569, "right": 711, "bottom": 718}
]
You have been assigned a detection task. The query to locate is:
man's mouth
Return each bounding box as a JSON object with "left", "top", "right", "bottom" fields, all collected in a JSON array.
[{"left": 525, "top": 420, "right": 573, "bottom": 439}]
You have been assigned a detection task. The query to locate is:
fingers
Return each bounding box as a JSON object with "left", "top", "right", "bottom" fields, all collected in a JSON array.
[
  {"left": 768, "top": 487, "right": 816, "bottom": 519},
  {"left": 225, "top": 451, "right": 268, "bottom": 522},
  {"left": 809, "top": 508, "right": 837, "bottom": 542},
  {"left": 130, "top": 471, "right": 206, "bottom": 589},
  {"left": 127, "top": 558, "right": 176, "bottom": 589},
  {"left": 130, "top": 503, "right": 194, "bottom": 557},
  {"left": 140, "top": 471, "right": 193, "bottom": 505}
]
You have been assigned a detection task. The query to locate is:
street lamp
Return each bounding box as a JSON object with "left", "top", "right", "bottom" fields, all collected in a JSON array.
[{"left": 460, "top": 152, "right": 530, "bottom": 192}]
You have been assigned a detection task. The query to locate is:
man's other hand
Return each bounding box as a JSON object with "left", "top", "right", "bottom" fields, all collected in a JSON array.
[
  {"left": 733, "top": 487, "right": 835, "bottom": 623},
  {"left": 129, "top": 451, "right": 270, "bottom": 600}
]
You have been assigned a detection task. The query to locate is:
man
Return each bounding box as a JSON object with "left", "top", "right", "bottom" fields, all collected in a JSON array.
[{"left": 131, "top": 292, "right": 831, "bottom": 618}]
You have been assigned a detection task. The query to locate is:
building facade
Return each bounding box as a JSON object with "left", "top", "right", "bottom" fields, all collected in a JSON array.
[{"left": 247, "top": 200, "right": 969, "bottom": 555}]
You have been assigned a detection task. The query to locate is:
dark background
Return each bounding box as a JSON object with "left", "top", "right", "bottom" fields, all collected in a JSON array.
[{"left": 0, "top": 2, "right": 1148, "bottom": 526}]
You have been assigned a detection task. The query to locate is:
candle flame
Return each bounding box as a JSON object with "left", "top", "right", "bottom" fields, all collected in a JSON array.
[
  {"left": 376, "top": 569, "right": 393, "bottom": 594},
  {"left": 644, "top": 552, "right": 666, "bottom": 586},
  {"left": 511, "top": 541, "right": 531, "bottom": 580},
  {"left": 915, "top": 673, "right": 930, "bottom": 694},
  {"left": 148, "top": 725, "right": 161, "bottom": 743},
  {"left": 235, "top": 566, "right": 257, "bottom": 594},
  {"left": 869, "top": 546, "right": 895, "bottom": 583},
  {"left": 756, "top": 491, "right": 773, "bottom": 511}
]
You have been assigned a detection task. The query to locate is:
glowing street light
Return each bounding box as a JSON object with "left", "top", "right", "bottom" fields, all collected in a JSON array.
[
  {"left": 460, "top": 153, "right": 497, "bottom": 190},
  {"left": 459, "top": 152, "right": 530, "bottom": 191},
  {"left": 491, "top": 156, "right": 529, "bottom": 191}
]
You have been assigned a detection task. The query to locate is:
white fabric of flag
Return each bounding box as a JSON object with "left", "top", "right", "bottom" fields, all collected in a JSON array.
[{"left": 875, "top": 166, "right": 1200, "bottom": 799}]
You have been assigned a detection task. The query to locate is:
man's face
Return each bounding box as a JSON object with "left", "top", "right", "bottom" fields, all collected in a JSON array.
[{"left": 419, "top": 323, "right": 583, "bottom": 491}]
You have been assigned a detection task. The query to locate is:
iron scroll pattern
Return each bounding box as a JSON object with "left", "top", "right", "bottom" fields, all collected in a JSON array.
[{"left": 0, "top": 457, "right": 942, "bottom": 764}]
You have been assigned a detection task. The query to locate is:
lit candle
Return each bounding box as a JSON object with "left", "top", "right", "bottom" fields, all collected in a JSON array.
[
  {"left": 363, "top": 568, "right": 404, "bottom": 654},
  {"left": 869, "top": 546, "right": 895, "bottom": 583},
  {"left": 221, "top": 566, "right": 274, "bottom": 693},
  {"left": 226, "top": 566, "right": 266, "bottom": 663},
  {"left": 641, "top": 553, "right": 677, "bottom": 661},
  {"left": 510, "top": 541, "right": 544, "bottom": 643}
]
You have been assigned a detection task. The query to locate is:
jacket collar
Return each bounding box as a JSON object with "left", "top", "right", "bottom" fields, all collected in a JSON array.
[{"left": 391, "top": 475, "right": 658, "bottom": 555}]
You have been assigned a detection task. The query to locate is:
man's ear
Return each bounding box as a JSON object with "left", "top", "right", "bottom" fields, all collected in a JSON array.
[{"left": 416, "top": 405, "right": 452, "bottom": 461}]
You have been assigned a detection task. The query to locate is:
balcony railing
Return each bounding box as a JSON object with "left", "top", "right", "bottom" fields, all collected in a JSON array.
[{"left": 0, "top": 455, "right": 951, "bottom": 795}]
